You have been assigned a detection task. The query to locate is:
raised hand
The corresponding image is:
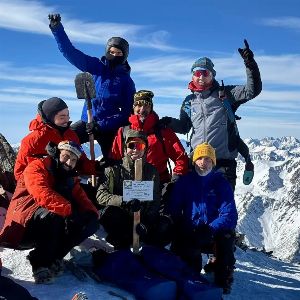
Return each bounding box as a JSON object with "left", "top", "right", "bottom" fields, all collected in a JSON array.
[
  {"left": 238, "top": 39, "right": 254, "bottom": 62},
  {"left": 48, "top": 13, "right": 61, "bottom": 28}
]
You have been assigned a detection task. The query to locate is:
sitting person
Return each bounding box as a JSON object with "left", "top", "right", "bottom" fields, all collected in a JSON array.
[
  {"left": 166, "top": 142, "right": 238, "bottom": 294},
  {"left": 97, "top": 129, "right": 173, "bottom": 249},
  {"left": 0, "top": 141, "right": 99, "bottom": 284}
]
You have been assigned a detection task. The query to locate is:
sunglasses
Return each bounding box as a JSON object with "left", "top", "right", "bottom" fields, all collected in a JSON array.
[
  {"left": 192, "top": 69, "right": 211, "bottom": 77},
  {"left": 126, "top": 141, "right": 146, "bottom": 151}
]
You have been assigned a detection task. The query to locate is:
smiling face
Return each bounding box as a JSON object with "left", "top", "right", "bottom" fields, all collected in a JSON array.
[
  {"left": 133, "top": 102, "right": 152, "bottom": 122},
  {"left": 59, "top": 149, "right": 78, "bottom": 171},
  {"left": 192, "top": 69, "right": 213, "bottom": 88},
  {"left": 53, "top": 108, "right": 70, "bottom": 127},
  {"left": 194, "top": 156, "right": 213, "bottom": 176},
  {"left": 126, "top": 138, "right": 146, "bottom": 160}
]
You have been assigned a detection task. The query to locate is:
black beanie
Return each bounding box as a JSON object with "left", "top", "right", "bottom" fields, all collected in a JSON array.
[
  {"left": 41, "top": 97, "right": 68, "bottom": 123},
  {"left": 105, "top": 37, "right": 129, "bottom": 62}
]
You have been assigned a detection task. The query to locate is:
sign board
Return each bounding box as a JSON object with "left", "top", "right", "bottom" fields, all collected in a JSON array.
[{"left": 123, "top": 180, "right": 154, "bottom": 202}]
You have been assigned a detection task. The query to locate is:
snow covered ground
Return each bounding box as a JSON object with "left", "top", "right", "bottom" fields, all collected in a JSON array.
[{"left": 1, "top": 246, "right": 300, "bottom": 300}]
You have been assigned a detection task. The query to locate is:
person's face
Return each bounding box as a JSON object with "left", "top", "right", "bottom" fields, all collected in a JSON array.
[
  {"left": 53, "top": 108, "right": 70, "bottom": 127},
  {"left": 126, "top": 139, "right": 146, "bottom": 160},
  {"left": 59, "top": 149, "right": 78, "bottom": 171},
  {"left": 192, "top": 69, "right": 213, "bottom": 87},
  {"left": 133, "top": 102, "right": 152, "bottom": 122},
  {"left": 109, "top": 47, "right": 123, "bottom": 57},
  {"left": 195, "top": 156, "right": 213, "bottom": 174}
]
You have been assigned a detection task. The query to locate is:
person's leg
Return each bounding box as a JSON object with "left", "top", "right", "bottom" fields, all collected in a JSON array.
[
  {"left": 214, "top": 230, "right": 236, "bottom": 294},
  {"left": 215, "top": 159, "right": 237, "bottom": 191},
  {"left": 70, "top": 120, "right": 89, "bottom": 144},
  {"left": 99, "top": 206, "right": 132, "bottom": 249},
  {"left": 95, "top": 130, "right": 117, "bottom": 160}
]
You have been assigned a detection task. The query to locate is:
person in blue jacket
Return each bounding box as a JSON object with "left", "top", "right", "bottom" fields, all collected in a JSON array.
[
  {"left": 48, "top": 14, "right": 136, "bottom": 159},
  {"left": 166, "top": 142, "right": 238, "bottom": 294}
]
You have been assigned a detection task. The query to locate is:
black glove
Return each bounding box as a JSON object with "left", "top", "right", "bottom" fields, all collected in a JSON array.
[
  {"left": 158, "top": 116, "right": 172, "bottom": 129},
  {"left": 238, "top": 39, "right": 254, "bottom": 67},
  {"left": 86, "top": 120, "right": 100, "bottom": 135},
  {"left": 65, "top": 211, "right": 97, "bottom": 235},
  {"left": 126, "top": 199, "right": 141, "bottom": 213},
  {"left": 136, "top": 223, "right": 148, "bottom": 239},
  {"left": 194, "top": 224, "right": 214, "bottom": 246},
  {"left": 45, "top": 141, "right": 58, "bottom": 158},
  {"left": 48, "top": 14, "right": 61, "bottom": 28},
  {"left": 157, "top": 214, "right": 174, "bottom": 244},
  {"left": 171, "top": 174, "right": 180, "bottom": 183}
]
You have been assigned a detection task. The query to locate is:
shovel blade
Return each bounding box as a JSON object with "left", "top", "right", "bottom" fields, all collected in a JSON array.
[{"left": 75, "top": 72, "right": 96, "bottom": 100}]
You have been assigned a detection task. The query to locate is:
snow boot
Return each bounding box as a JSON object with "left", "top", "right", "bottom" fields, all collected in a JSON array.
[{"left": 214, "top": 265, "right": 234, "bottom": 294}]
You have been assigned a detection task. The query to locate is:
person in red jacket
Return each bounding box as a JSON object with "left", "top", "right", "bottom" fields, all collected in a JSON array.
[
  {"left": 14, "top": 97, "right": 103, "bottom": 181},
  {"left": 110, "top": 90, "right": 189, "bottom": 185},
  {"left": 0, "top": 141, "right": 99, "bottom": 284}
]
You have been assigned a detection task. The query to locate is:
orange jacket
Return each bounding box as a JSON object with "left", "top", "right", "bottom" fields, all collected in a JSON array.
[
  {"left": 14, "top": 115, "right": 96, "bottom": 180},
  {"left": 110, "top": 112, "right": 189, "bottom": 183},
  {"left": 0, "top": 156, "right": 98, "bottom": 249}
]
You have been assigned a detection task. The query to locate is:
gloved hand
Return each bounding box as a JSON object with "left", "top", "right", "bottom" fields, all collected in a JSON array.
[
  {"left": 238, "top": 39, "right": 254, "bottom": 67},
  {"left": 48, "top": 14, "right": 61, "bottom": 28},
  {"left": 125, "top": 199, "right": 141, "bottom": 212},
  {"left": 171, "top": 174, "right": 180, "bottom": 183},
  {"left": 86, "top": 120, "right": 100, "bottom": 135},
  {"left": 158, "top": 116, "right": 172, "bottom": 129},
  {"left": 243, "top": 159, "right": 254, "bottom": 185},
  {"left": 135, "top": 223, "right": 148, "bottom": 239},
  {"left": 194, "top": 224, "right": 214, "bottom": 246},
  {"left": 156, "top": 214, "right": 174, "bottom": 245},
  {"left": 65, "top": 211, "right": 97, "bottom": 235},
  {"left": 45, "top": 141, "right": 58, "bottom": 158}
]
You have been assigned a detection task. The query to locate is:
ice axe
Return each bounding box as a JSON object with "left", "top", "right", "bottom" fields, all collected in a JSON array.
[{"left": 74, "top": 72, "right": 97, "bottom": 186}]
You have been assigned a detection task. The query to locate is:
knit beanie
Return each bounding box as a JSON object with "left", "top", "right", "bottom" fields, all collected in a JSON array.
[
  {"left": 191, "top": 57, "right": 216, "bottom": 77},
  {"left": 105, "top": 37, "right": 129, "bottom": 62},
  {"left": 41, "top": 97, "right": 68, "bottom": 123},
  {"left": 57, "top": 141, "right": 83, "bottom": 159},
  {"left": 133, "top": 90, "right": 154, "bottom": 109},
  {"left": 193, "top": 142, "right": 216, "bottom": 166},
  {"left": 125, "top": 129, "right": 148, "bottom": 147}
]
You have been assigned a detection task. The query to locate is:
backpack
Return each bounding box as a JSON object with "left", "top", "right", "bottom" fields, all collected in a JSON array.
[{"left": 121, "top": 125, "right": 172, "bottom": 176}]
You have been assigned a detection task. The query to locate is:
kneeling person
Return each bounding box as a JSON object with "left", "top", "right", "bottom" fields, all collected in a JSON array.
[
  {"left": 166, "top": 142, "right": 238, "bottom": 294},
  {"left": 97, "top": 129, "right": 172, "bottom": 249},
  {"left": 0, "top": 141, "right": 99, "bottom": 284}
]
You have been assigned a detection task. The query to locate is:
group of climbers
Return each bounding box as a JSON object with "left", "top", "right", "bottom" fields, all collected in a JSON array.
[{"left": 0, "top": 12, "right": 262, "bottom": 298}]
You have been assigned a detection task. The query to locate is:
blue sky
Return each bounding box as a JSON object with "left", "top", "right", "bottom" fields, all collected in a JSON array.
[{"left": 1, "top": 0, "right": 300, "bottom": 144}]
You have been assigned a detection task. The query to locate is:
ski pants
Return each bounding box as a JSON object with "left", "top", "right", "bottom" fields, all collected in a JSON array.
[
  {"left": 21, "top": 207, "right": 99, "bottom": 270},
  {"left": 215, "top": 159, "right": 237, "bottom": 191}
]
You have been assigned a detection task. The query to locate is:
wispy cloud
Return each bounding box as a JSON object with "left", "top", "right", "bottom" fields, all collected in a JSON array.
[
  {"left": 261, "top": 17, "right": 300, "bottom": 31},
  {"left": 0, "top": 0, "right": 183, "bottom": 51}
]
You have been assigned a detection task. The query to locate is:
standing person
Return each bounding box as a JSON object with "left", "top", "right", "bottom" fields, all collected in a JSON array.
[
  {"left": 97, "top": 129, "right": 173, "bottom": 249},
  {"left": 48, "top": 14, "right": 136, "bottom": 159},
  {"left": 110, "top": 90, "right": 189, "bottom": 185},
  {"left": 0, "top": 141, "right": 99, "bottom": 284},
  {"left": 14, "top": 97, "right": 103, "bottom": 181},
  {"left": 166, "top": 142, "right": 238, "bottom": 294},
  {"left": 160, "top": 40, "right": 262, "bottom": 190}
]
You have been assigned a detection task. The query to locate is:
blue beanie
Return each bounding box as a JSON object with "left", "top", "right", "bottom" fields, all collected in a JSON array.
[{"left": 191, "top": 57, "right": 216, "bottom": 77}]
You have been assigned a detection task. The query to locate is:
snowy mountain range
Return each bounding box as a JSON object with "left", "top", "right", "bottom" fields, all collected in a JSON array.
[{"left": 235, "top": 136, "right": 300, "bottom": 263}]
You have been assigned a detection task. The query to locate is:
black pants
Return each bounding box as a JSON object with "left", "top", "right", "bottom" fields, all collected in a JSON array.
[
  {"left": 216, "top": 159, "right": 237, "bottom": 191},
  {"left": 71, "top": 120, "right": 117, "bottom": 160},
  {"left": 171, "top": 229, "right": 236, "bottom": 274},
  {"left": 21, "top": 208, "right": 99, "bottom": 270}
]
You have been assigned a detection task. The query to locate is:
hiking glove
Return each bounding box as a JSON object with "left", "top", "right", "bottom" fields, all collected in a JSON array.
[
  {"left": 158, "top": 116, "right": 172, "bottom": 129},
  {"left": 136, "top": 223, "right": 148, "bottom": 239},
  {"left": 238, "top": 39, "right": 254, "bottom": 67},
  {"left": 48, "top": 14, "right": 61, "bottom": 28},
  {"left": 86, "top": 120, "right": 100, "bottom": 135},
  {"left": 126, "top": 199, "right": 141, "bottom": 212}
]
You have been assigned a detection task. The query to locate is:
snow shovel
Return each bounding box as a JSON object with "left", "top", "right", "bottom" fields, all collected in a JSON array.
[
  {"left": 132, "top": 158, "right": 143, "bottom": 254},
  {"left": 74, "top": 72, "right": 96, "bottom": 186}
]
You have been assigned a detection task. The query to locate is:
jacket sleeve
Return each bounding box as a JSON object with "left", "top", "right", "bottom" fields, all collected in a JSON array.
[
  {"left": 97, "top": 77, "right": 135, "bottom": 131},
  {"left": 226, "top": 59, "right": 262, "bottom": 103},
  {"left": 76, "top": 153, "right": 97, "bottom": 175},
  {"left": 72, "top": 179, "right": 99, "bottom": 217},
  {"left": 96, "top": 167, "right": 123, "bottom": 207},
  {"left": 162, "top": 128, "right": 189, "bottom": 176},
  {"left": 209, "top": 175, "right": 238, "bottom": 232},
  {"left": 23, "top": 160, "right": 72, "bottom": 217},
  {"left": 50, "top": 23, "right": 103, "bottom": 74},
  {"left": 109, "top": 127, "right": 124, "bottom": 160},
  {"left": 168, "top": 97, "right": 193, "bottom": 134}
]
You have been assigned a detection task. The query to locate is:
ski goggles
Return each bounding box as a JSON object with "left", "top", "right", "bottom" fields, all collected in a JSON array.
[
  {"left": 126, "top": 141, "right": 146, "bottom": 151},
  {"left": 192, "top": 69, "right": 211, "bottom": 77}
]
